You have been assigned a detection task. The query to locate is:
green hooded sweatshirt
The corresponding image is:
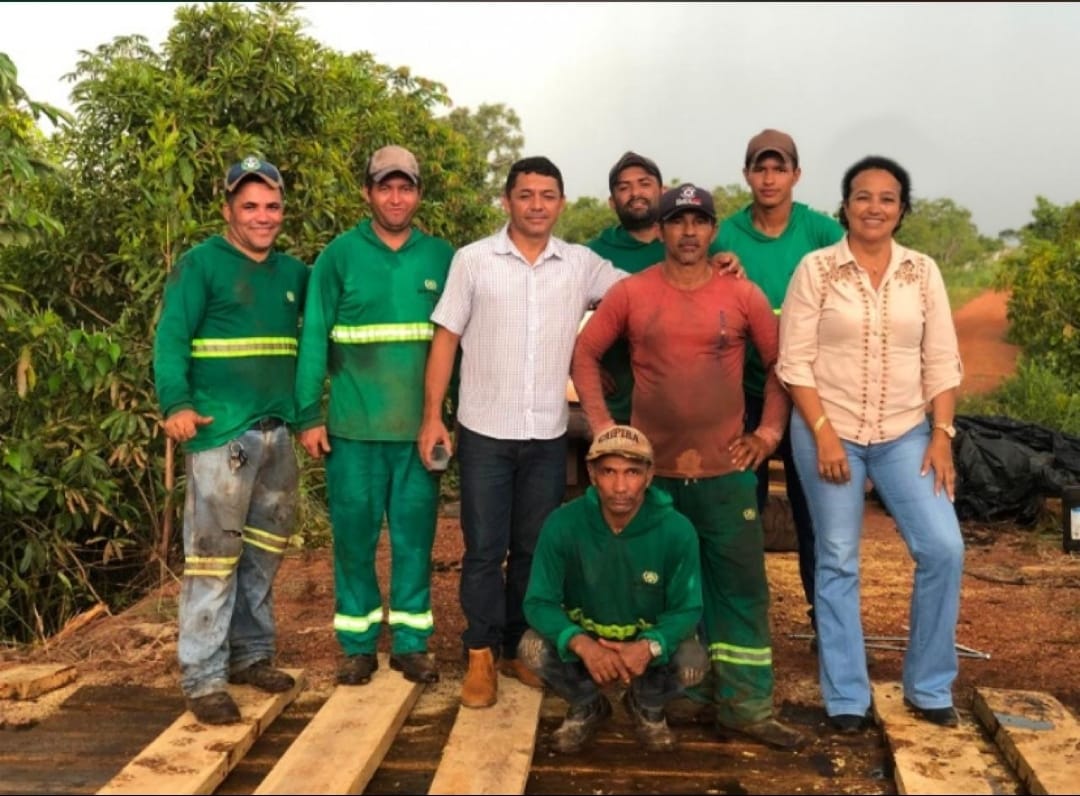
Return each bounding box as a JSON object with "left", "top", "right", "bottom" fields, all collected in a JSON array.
[{"left": 523, "top": 484, "right": 703, "bottom": 665}]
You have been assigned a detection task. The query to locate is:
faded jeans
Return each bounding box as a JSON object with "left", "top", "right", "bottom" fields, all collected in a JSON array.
[
  {"left": 789, "top": 414, "right": 964, "bottom": 717},
  {"left": 178, "top": 424, "right": 298, "bottom": 698}
]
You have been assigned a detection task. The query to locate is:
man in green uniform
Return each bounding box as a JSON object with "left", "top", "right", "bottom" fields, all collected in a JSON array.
[
  {"left": 295, "top": 145, "right": 454, "bottom": 686},
  {"left": 154, "top": 156, "right": 308, "bottom": 725},
  {"left": 519, "top": 425, "right": 707, "bottom": 754},
  {"left": 717, "top": 129, "right": 845, "bottom": 640}
]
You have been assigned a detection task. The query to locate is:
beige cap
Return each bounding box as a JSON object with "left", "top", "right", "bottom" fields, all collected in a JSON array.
[
  {"left": 744, "top": 129, "right": 798, "bottom": 167},
  {"left": 367, "top": 145, "right": 420, "bottom": 184},
  {"left": 586, "top": 425, "right": 654, "bottom": 465}
]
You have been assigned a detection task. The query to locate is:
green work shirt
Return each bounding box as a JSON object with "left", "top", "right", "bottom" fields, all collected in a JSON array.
[
  {"left": 153, "top": 235, "right": 309, "bottom": 453},
  {"left": 295, "top": 219, "right": 454, "bottom": 441}
]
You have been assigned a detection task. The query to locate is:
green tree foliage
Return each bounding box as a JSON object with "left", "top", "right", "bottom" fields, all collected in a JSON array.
[
  {"left": 997, "top": 197, "right": 1080, "bottom": 391},
  {"left": 554, "top": 196, "right": 614, "bottom": 244},
  {"left": 446, "top": 102, "right": 524, "bottom": 208},
  {"left": 712, "top": 183, "right": 752, "bottom": 222},
  {"left": 896, "top": 197, "right": 1001, "bottom": 272},
  {"left": 0, "top": 2, "right": 509, "bottom": 643}
]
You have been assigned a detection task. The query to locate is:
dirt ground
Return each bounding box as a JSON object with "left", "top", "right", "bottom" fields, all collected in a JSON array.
[{"left": 3, "top": 290, "right": 1078, "bottom": 792}]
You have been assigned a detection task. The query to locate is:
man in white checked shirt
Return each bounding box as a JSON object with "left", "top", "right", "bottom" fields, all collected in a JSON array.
[{"left": 418, "top": 156, "right": 627, "bottom": 709}]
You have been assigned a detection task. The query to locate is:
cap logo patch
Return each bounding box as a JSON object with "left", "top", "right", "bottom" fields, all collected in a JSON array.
[
  {"left": 642, "top": 570, "right": 659, "bottom": 585},
  {"left": 241, "top": 155, "right": 262, "bottom": 172},
  {"left": 676, "top": 186, "right": 702, "bottom": 208}
]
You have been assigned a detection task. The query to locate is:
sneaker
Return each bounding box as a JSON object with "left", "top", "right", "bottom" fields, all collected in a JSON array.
[
  {"left": 622, "top": 690, "right": 676, "bottom": 752},
  {"left": 337, "top": 653, "right": 378, "bottom": 686},
  {"left": 903, "top": 697, "right": 958, "bottom": 727},
  {"left": 390, "top": 652, "right": 439, "bottom": 684},
  {"left": 720, "top": 717, "right": 806, "bottom": 750},
  {"left": 551, "top": 695, "right": 612, "bottom": 754},
  {"left": 187, "top": 691, "right": 241, "bottom": 725},
  {"left": 228, "top": 660, "right": 295, "bottom": 693},
  {"left": 829, "top": 710, "right": 873, "bottom": 734}
]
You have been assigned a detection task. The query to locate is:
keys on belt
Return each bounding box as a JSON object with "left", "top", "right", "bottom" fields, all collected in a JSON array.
[{"left": 250, "top": 417, "right": 285, "bottom": 432}]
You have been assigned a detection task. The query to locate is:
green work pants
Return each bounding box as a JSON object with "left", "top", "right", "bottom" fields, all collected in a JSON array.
[
  {"left": 326, "top": 438, "right": 438, "bottom": 655},
  {"left": 654, "top": 470, "right": 775, "bottom": 726}
]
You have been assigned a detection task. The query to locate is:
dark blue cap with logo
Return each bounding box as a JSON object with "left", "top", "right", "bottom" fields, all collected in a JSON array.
[
  {"left": 658, "top": 183, "right": 716, "bottom": 222},
  {"left": 225, "top": 155, "right": 285, "bottom": 195}
]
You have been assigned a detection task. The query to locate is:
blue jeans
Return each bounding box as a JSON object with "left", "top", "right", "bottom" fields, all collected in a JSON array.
[
  {"left": 789, "top": 414, "right": 964, "bottom": 717},
  {"left": 745, "top": 391, "right": 815, "bottom": 626},
  {"left": 178, "top": 425, "right": 298, "bottom": 698},
  {"left": 457, "top": 424, "right": 566, "bottom": 658}
]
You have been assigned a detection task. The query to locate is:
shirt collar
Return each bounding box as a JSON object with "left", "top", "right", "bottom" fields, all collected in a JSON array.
[
  {"left": 836, "top": 235, "right": 915, "bottom": 273},
  {"left": 494, "top": 223, "right": 565, "bottom": 265}
]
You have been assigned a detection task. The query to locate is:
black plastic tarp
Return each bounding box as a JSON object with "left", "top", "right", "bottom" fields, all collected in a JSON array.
[{"left": 953, "top": 415, "right": 1080, "bottom": 525}]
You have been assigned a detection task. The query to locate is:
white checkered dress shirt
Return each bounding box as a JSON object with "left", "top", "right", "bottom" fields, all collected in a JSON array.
[{"left": 432, "top": 224, "right": 626, "bottom": 440}]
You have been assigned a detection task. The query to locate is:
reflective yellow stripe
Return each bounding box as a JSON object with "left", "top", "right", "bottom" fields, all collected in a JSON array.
[
  {"left": 387, "top": 609, "right": 434, "bottom": 631},
  {"left": 191, "top": 336, "right": 297, "bottom": 358},
  {"left": 330, "top": 323, "right": 433, "bottom": 344},
  {"left": 567, "top": 608, "right": 647, "bottom": 640},
  {"left": 184, "top": 555, "right": 239, "bottom": 578},
  {"left": 242, "top": 525, "right": 288, "bottom": 555},
  {"left": 708, "top": 641, "right": 772, "bottom": 667},
  {"left": 333, "top": 607, "right": 385, "bottom": 634}
]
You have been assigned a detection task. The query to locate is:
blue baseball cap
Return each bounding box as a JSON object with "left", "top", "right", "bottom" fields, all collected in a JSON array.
[{"left": 225, "top": 155, "right": 285, "bottom": 195}]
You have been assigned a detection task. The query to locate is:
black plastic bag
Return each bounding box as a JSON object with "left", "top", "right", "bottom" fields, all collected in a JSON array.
[{"left": 953, "top": 415, "right": 1080, "bottom": 525}]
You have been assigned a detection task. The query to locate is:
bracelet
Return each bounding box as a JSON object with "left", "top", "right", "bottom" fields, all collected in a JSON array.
[{"left": 812, "top": 415, "right": 828, "bottom": 434}]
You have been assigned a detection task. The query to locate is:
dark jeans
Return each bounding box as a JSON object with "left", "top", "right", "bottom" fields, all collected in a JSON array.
[
  {"left": 518, "top": 629, "right": 707, "bottom": 713},
  {"left": 744, "top": 391, "right": 815, "bottom": 627},
  {"left": 457, "top": 424, "right": 567, "bottom": 658}
]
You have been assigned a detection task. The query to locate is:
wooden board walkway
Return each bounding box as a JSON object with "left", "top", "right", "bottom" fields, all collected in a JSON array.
[
  {"left": 254, "top": 655, "right": 422, "bottom": 795},
  {"left": 973, "top": 686, "right": 1080, "bottom": 795},
  {"left": 96, "top": 669, "right": 305, "bottom": 796},
  {"left": 870, "top": 681, "right": 1016, "bottom": 795},
  {"left": 427, "top": 673, "right": 544, "bottom": 795},
  {"left": 0, "top": 664, "right": 77, "bottom": 700}
]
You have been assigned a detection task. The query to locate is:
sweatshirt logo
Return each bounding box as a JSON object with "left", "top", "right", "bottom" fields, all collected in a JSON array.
[
  {"left": 642, "top": 570, "right": 659, "bottom": 585},
  {"left": 285, "top": 290, "right": 296, "bottom": 303},
  {"left": 743, "top": 508, "right": 757, "bottom": 521}
]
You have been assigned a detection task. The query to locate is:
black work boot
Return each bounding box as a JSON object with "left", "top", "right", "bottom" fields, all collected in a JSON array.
[
  {"left": 390, "top": 652, "right": 439, "bottom": 684},
  {"left": 228, "top": 659, "right": 295, "bottom": 693},
  {"left": 551, "top": 695, "right": 612, "bottom": 754},
  {"left": 622, "top": 689, "right": 677, "bottom": 752},
  {"left": 337, "top": 653, "right": 379, "bottom": 686},
  {"left": 187, "top": 691, "right": 241, "bottom": 725}
]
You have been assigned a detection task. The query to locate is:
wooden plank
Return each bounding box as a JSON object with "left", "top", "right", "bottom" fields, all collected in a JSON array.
[
  {"left": 427, "top": 674, "right": 543, "bottom": 795},
  {"left": 870, "top": 682, "right": 1015, "bottom": 795},
  {"left": 96, "top": 669, "right": 305, "bottom": 796},
  {"left": 254, "top": 655, "right": 423, "bottom": 794},
  {"left": 0, "top": 664, "right": 77, "bottom": 700},
  {"left": 973, "top": 686, "right": 1080, "bottom": 795}
]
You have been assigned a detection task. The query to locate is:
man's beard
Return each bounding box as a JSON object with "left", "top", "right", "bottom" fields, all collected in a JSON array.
[{"left": 615, "top": 202, "right": 657, "bottom": 232}]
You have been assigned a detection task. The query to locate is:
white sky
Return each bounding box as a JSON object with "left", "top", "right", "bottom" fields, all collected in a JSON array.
[{"left": 4, "top": 1, "right": 1079, "bottom": 236}]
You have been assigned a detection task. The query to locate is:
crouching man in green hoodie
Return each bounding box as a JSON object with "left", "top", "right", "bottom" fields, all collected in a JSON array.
[{"left": 518, "top": 425, "right": 707, "bottom": 754}]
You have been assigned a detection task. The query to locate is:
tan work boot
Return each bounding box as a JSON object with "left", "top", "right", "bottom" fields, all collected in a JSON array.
[
  {"left": 498, "top": 657, "right": 544, "bottom": 690},
  {"left": 460, "top": 647, "right": 497, "bottom": 708}
]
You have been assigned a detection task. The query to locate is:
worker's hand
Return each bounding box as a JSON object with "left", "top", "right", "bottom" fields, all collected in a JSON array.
[
  {"left": 597, "top": 637, "right": 651, "bottom": 679},
  {"left": 417, "top": 418, "right": 453, "bottom": 469},
  {"left": 711, "top": 250, "right": 745, "bottom": 279},
  {"left": 298, "top": 425, "right": 331, "bottom": 459},
  {"left": 921, "top": 432, "right": 956, "bottom": 502},
  {"left": 816, "top": 426, "right": 851, "bottom": 484},
  {"left": 162, "top": 409, "right": 213, "bottom": 443},
  {"left": 728, "top": 432, "right": 773, "bottom": 472},
  {"left": 572, "top": 635, "right": 632, "bottom": 686}
]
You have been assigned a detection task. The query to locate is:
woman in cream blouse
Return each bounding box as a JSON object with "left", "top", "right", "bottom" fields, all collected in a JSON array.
[{"left": 776, "top": 155, "right": 965, "bottom": 734}]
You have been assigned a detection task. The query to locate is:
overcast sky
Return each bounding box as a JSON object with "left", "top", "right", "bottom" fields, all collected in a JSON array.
[{"left": 5, "top": 2, "right": 1079, "bottom": 236}]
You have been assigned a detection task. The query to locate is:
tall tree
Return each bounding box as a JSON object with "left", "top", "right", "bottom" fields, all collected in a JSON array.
[{"left": 446, "top": 102, "right": 524, "bottom": 208}]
